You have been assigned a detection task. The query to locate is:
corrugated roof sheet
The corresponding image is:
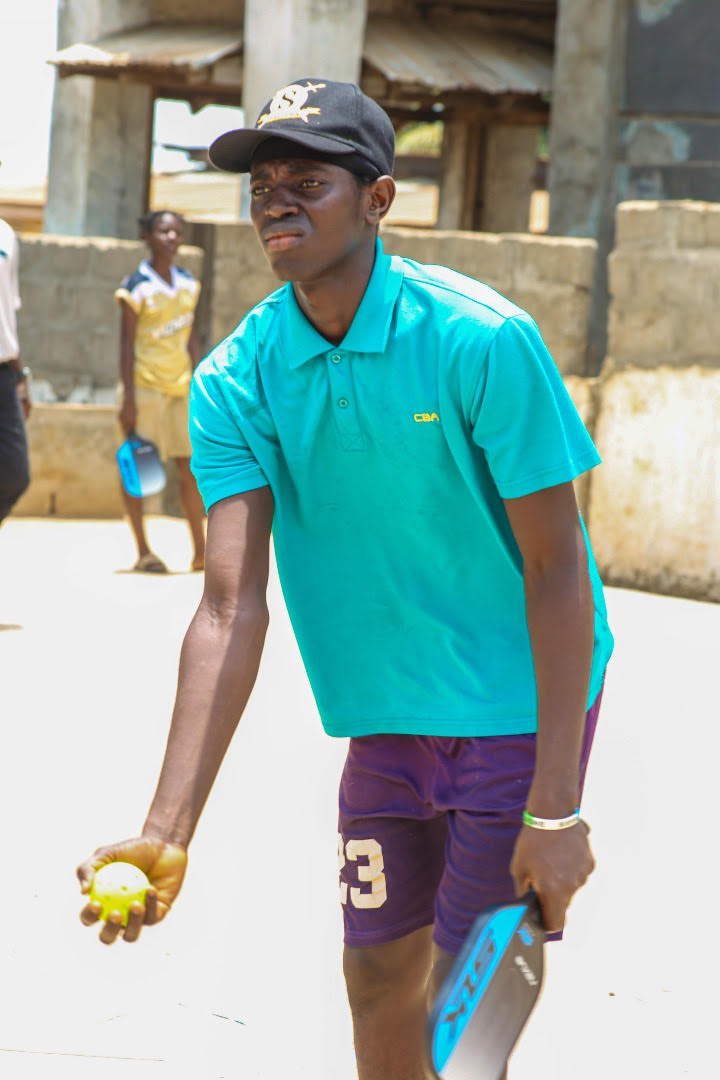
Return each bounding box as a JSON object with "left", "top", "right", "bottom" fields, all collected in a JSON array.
[
  {"left": 363, "top": 16, "right": 553, "bottom": 96},
  {"left": 49, "top": 23, "right": 242, "bottom": 77},
  {"left": 48, "top": 16, "right": 550, "bottom": 98}
]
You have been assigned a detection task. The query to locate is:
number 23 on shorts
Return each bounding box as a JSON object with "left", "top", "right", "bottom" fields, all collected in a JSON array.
[{"left": 338, "top": 835, "right": 388, "bottom": 909}]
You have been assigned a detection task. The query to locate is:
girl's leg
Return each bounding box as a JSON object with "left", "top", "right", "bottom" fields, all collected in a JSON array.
[
  {"left": 122, "top": 486, "right": 167, "bottom": 572},
  {"left": 175, "top": 457, "right": 206, "bottom": 570}
]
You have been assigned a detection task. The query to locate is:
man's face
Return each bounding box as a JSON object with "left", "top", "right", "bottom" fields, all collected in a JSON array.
[{"left": 249, "top": 158, "right": 370, "bottom": 281}]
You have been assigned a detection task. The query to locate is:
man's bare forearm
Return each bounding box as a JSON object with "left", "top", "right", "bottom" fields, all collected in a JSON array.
[
  {"left": 523, "top": 529, "right": 594, "bottom": 817},
  {"left": 143, "top": 598, "right": 269, "bottom": 847}
]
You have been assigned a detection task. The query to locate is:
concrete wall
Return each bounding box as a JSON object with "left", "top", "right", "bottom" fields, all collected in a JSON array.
[
  {"left": 13, "top": 405, "right": 125, "bottom": 519},
  {"left": 12, "top": 404, "right": 175, "bottom": 519},
  {"left": 17, "top": 235, "right": 203, "bottom": 399},
  {"left": 190, "top": 222, "right": 597, "bottom": 376},
  {"left": 608, "top": 200, "right": 720, "bottom": 369},
  {"left": 589, "top": 200, "right": 720, "bottom": 602},
  {"left": 589, "top": 367, "right": 720, "bottom": 602}
]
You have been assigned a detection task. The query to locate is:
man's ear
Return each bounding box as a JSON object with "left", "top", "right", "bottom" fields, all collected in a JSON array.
[{"left": 365, "top": 176, "right": 396, "bottom": 225}]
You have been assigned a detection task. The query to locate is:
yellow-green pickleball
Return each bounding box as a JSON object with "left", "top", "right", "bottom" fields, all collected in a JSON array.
[{"left": 90, "top": 862, "right": 150, "bottom": 925}]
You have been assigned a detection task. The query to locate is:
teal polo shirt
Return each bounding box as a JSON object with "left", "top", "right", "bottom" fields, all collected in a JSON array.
[{"left": 190, "top": 237, "right": 614, "bottom": 737}]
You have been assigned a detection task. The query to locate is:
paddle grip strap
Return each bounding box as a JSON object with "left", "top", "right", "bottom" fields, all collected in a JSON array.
[{"left": 522, "top": 808, "right": 581, "bottom": 831}]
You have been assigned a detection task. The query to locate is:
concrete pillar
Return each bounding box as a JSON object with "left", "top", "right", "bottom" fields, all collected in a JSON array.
[
  {"left": 481, "top": 126, "right": 540, "bottom": 233},
  {"left": 240, "top": 0, "right": 368, "bottom": 216},
  {"left": 242, "top": 0, "right": 368, "bottom": 130},
  {"left": 436, "top": 120, "right": 482, "bottom": 231},
  {"left": 548, "top": 0, "right": 626, "bottom": 369},
  {"left": 44, "top": 0, "right": 154, "bottom": 239}
]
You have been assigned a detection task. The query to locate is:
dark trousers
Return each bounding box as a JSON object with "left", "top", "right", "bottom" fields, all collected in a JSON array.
[{"left": 0, "top": 363, "right": 30, "bottom": 523}]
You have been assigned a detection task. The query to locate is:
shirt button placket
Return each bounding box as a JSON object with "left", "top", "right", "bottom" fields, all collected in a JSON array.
[{"left": 326, "top": 351, "right": 365, "bottom": 450}]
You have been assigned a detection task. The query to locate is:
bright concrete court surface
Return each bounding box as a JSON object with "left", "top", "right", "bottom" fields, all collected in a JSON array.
[{"left": 0, "top": 516, "right": 716, "bottom": 1080}]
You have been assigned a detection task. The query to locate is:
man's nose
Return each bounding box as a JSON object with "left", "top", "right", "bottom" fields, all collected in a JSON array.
[{"left": 265, "top": 188, "right": 300, "bottom": 218}]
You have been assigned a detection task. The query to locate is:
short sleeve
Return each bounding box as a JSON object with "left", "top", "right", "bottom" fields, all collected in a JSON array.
[
  {"left": 470, "top": 314, "right": 600, "bottom": 499},
  {"left": 114, "top": 285, "right": 142, "bottom": 313},
  {"left": 189, "top": 364, "right": 269, "bottom": 512},
  {"left": 177, "top": 267, "right": 201, "bottom": 301}
]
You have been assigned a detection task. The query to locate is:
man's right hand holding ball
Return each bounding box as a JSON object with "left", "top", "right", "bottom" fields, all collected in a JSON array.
[{"left": 77, "top": 836, "right": 188, "bottom": 945}]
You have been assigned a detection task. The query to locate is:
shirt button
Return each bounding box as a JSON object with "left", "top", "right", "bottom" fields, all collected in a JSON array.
[
  {"left": 338, "top": 397, "right": 349, "bottom": 408},
  {"left": 331, "top": 353, "right": 342, "bottom": 364}
]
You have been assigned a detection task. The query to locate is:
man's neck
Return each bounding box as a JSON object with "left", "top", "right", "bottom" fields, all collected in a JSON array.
[{"left": 292, "top": 241, "right": 375, "bottom": 345}]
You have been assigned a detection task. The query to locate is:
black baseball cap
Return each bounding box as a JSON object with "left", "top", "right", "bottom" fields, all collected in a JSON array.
[{"left": 209, "top": 78, "right": 394, "bottom": 178}]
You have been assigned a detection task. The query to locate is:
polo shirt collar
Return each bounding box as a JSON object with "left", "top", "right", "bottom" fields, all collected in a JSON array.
[{"left": 284, "top": 237, "right": 403, "bottom": 368}]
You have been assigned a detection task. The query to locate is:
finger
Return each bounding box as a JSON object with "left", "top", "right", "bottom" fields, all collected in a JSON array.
[
  {"left": 143, "top": 888, "right": 159, "bottom": 925},
  {"left": 80, "top": 901, "right": 102, "bottom": 926},
  {"left": 536, "top": 889, "right": 568, "bottom": 934},
  {"left": 77, "top": 859, "right": 103, "bottom": 893},
  {"left": 122, "top": 902, "right": 145, "bottom": 944},
  {"left": 510, "top": 863, "right": 531, "bottom": 899},
  {"left": 77, "top": 865, "right": 94, "bottom": 892},
  {"left": 99, "top": 913, "right": 124, "bottom": 946}
]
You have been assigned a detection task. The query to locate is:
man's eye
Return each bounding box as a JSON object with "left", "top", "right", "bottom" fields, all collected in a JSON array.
[
  {"left": 299, "top": 178, "right": 321, "bottom": 189},
  {"left": 251, "top": 185, "right": 269, "bottom": 197}
]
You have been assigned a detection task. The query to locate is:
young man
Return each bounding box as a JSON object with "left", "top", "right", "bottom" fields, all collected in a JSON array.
[
  {"left": 78, "top": 80, "right": 614, "bottom": 1079},
  {"left": 116, "top": 210, "right": 205, "bottom": 572},
  {"left": 0, "top": 214, "right": 30, "bottom": 524}
]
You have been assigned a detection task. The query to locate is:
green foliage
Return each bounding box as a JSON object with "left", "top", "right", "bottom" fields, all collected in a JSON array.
[
  {"left": 395, "top": 121, "right": 444, "bottom": 157},
  {"left": 537, "top": 127, "right": 550, "bottom": 159}
]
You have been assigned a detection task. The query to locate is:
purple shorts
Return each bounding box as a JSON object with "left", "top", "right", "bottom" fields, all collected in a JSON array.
[{"left": 338, "top": 692, "right": 602, "bottom": 955}]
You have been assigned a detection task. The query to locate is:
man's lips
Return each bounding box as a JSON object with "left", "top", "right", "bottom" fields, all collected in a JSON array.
[{"left": 263, "top": 229, "right": 304, "bottom": 252}]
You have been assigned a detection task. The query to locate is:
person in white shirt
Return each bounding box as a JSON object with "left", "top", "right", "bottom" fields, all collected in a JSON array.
[{"left": 0, "top": 215, "right": 30, "bottom": 524}]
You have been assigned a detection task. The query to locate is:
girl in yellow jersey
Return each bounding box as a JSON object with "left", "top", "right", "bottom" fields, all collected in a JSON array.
[{"left": 115, "top": 210, "right": 205, "bottom": 572}]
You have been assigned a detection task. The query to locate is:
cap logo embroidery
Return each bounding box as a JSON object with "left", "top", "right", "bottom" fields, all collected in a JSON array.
[{"left": 257, "top": 82, "right": 326, "bottom": 129}]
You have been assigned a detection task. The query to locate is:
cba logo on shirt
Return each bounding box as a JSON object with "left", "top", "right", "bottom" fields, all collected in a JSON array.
[{"left": 414, "top": 412, "right": 440, "bottom": 423}]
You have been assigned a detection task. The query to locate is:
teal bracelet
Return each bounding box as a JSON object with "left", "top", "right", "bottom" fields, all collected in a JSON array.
[{"left": 522, "top": 808, "right": 580, "bottom": 831}]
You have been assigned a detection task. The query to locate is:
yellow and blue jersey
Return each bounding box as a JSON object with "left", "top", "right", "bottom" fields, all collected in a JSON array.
[{"left": 115, "top": 259, "right": 200, "bottom": 397}]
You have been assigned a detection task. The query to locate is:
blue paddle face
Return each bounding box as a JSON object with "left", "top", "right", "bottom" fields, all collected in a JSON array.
[
  {"left": 427, "top": 895, "right": 544, "bottom": 1080},
  {"left": 116, "top": 436, "right": 166, "bottom": 498}
]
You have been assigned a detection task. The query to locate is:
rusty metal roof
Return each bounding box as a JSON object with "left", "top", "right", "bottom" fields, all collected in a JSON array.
[
  {"left": 363, "top": 16, "right": 553, "bottom": 96},
  {"left": 48, "top": 15, "right": 550, "bottom": 99},
  {"left": 48, "top": 23, "right": 242, "bottom": 79}
]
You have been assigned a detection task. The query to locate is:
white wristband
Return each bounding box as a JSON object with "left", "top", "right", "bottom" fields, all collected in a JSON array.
[{"left": 522, "top": 808, "right": 581, "bottom": 831}]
